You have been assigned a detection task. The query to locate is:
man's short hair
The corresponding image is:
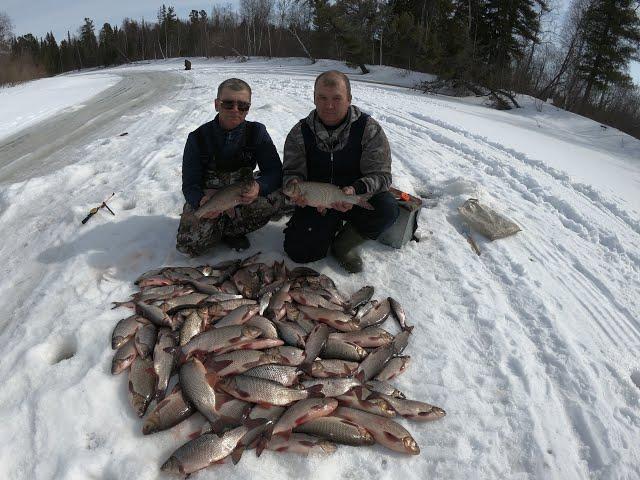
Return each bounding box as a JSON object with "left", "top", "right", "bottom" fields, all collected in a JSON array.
[
  {"left": 314, "top": 71, "right": 351, "bottom": 98},
  {"left": 217, "top": 78, "right": 252, "bottom": 98}
]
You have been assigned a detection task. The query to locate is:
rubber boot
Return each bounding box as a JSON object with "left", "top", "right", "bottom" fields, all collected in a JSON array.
[
  {"left": 223, "top": 234, "right": 250, "bottom": 252},
  {"left": 331, "top": 223, "right": 366, "bottom": 274}
]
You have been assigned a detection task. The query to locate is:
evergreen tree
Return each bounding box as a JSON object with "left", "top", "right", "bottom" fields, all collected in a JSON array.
[
  {"left": 577, "top": 0, "right": 640, "bottom": 108},
  {"left": 79, "top": 18, "right": 98, "bottom": 67},
  {"left": 99, "top": 23, "right": 119, "bottom": 65}
]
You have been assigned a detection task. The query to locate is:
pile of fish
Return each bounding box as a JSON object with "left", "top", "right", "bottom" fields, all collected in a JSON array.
[{"left": 110, "top": 253, "right": 445, "bottom": 475}]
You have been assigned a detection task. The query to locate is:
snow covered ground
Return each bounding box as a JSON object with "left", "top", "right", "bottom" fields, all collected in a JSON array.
[{"left": 0, "top": 57, "right": 638, "bottom": 480}]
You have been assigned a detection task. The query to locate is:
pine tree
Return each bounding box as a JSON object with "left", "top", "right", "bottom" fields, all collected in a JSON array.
[
  {"left": 577, "top": 0, "right": 640, "bottom": 108},
  {"left": 80, "top": 18, "right": 98, "bottom": 67}
]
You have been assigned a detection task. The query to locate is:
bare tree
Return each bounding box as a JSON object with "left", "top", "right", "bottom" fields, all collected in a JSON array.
[{"left": 0, "top": 11, "right": 13, "bottom": 54}]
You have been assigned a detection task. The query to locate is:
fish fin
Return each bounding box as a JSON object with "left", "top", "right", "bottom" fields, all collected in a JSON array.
[
  {"left": 357, "top": 196, "right": 375, "bottom": 210},
  {"left": 353, "top": 386, "right": 365, "bottom": 401},
  {"left": 355, "top": 370, "right": 365, "bottom": 383},
  {"left": 404, "top": 325, "right": 415, "bottom": 333},
  {"left": 225, "top": 208, "right": 236, "bottom": 219},
  {"left": 306, "top": 384, "right": 325, "bottom": 398},
  {"left": 154, "top": 389, "right": 166, "bottom": 401},
  {"left": 205, "top": 372, "right": 219, "bottom": 387},
  {"left": 255, "top": 437, "right": 267, "bottom": 457},
  {"left": 243, "top": 417, "right": 268, "bottom": 430},
  {"left": 231, "top": 445, "right": 245, "bottom": 464},
  {"left": 207, "top": 359, "right": 233, "bottom": 372}
]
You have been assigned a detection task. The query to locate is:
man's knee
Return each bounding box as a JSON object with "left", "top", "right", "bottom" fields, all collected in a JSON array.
[{"left": 283, "top": 208, "right": 337, "bottom": 263}]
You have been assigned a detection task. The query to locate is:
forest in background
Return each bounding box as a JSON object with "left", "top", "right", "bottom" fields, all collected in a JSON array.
[{"left": 0, "top": 0, "right": 639, "bottom": 139}]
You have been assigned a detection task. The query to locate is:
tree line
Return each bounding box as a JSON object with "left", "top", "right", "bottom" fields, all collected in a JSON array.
[{"left": 1, "top": 1, "right": 639, "bottom": 139}]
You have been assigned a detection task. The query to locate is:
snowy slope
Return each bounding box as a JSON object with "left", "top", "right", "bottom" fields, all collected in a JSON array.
[{"left": 0, "top": 57, "right": 638, "bottom": 480}]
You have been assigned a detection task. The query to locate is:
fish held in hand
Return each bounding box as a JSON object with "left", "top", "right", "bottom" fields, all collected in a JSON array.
[
  {"left": 194, "top": 180, "right": 256, "bottom": 219},
  {"left": 283, "top": 181, "right": 374, "bottom": 210}
]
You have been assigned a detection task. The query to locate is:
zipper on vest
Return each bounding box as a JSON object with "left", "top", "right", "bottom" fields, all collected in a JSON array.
[{"left": 330, "top": 151, "right": 334, "bottom": 184}]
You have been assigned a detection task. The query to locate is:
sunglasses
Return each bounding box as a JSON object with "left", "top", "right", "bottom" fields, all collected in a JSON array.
[{"left": 219, "top": 99, "right": 251, "bottom": 112}]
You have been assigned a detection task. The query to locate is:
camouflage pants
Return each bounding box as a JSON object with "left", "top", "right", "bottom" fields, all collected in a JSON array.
[{"left": 176, "top": 190, "right": 285, "bottom": 257}]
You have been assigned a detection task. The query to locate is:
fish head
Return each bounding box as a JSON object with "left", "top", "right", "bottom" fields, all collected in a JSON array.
[
  {"left": 242, "top": 325, "right": 263, "bottom": 339},
  {"left": 403, "top": 436, "right": 420, "bottom": 454},
  {"left": 160, "top": 456, "right": 186, "bottom": 474},
  {"left": 282, "top": 181, "right": 301, "bottom": 198}
]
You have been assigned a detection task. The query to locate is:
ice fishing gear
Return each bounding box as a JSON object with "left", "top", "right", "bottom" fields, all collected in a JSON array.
[
  {"left": 81, "top": 193, "right": 116, "bottom": 225},
  {"left": 458, "top": 198, "right": 521, "bottom": 240}
]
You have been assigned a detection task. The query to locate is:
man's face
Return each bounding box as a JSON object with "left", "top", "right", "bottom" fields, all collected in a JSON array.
[
  {"left": 314, "top": 80, "right": 351, "bottom": 127},
  {"left": 215, "top": 87, "right": 251, "bottom": 130}
]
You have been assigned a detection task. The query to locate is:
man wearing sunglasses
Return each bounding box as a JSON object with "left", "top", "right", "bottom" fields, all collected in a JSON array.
[
  {"left": 177, "top": 78, "right": 283, "bottom": 256},
  {"left": 282, "top": 70, "right": 399, "bottom": 273}
]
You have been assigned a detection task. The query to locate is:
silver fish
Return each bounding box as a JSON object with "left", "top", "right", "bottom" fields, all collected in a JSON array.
[
  {"left": 283, "top": 181, "right": 373, "bottom": 210},
  {"left": 355, "top": 344, "right": 394, "bottom": 382},
  {"left": 335, "top": 387, "right": 396, "bottom": 418},
  {"left": 128, "top": 356, "right": 156, "bottom": 417},
  {"left": 328, "top": 327, "right": 393, "bottom": 348},
  {"left": 375, "top": 356, "right": 411, "bottom": 381},
  {"left": 143, "top": 386, "right": 194, "bottom": 435},
  {"left": 268, "top": 281, "right": 291, "bottom": 315},
  {"left": 161, "top": 422, "right": 261, "bottom": 475},
  {"left": 213, "top": 304, "right": 260, "bottom": 328},
  {"left": 179, "top": 325, "right": 262, "bottom": 363},
  {"left": 135, "top": 301, "right": 177, "bottom": 329},
  {"left": 334, "top": 406, "right": 419, "bottom": 454},
  {"left": 272, "top": 398, "right": 339, "bottom": 437},
  {"left": 206, "top": 349, "right": 283, "bottom": 377},
  {"left": 111, "top": 337, "right": 138, "bottom": 374},
  {"left": 179, "top": 358, "right": 221, "bottom": 423},
  {"left": 373, "top": 394, "right": 446, "bottom": 421},
  {"left": 346, "top": 285, "right": 375, "bottom": 311},
  {"left": 258, "top": 291, "right": 272, "bottom": 316},
  {"left": 179, "top": 310, "right": 205, "bottom": 346},
  {"left": 194, "top": 180, "right": 255, "bottom": 219},
  {"left": 243, "top": 364, "right": 302, "bottom": 386},
  {"left": 388, "top": 296, "right": 414, "bottom": 332},
  {"left": 301, "top": 378, "right": 362, "bottom": 398},
  {"left": 357, "top": 297, "right": 391, "bottom": 329},
  {"left": 246, "top": 316, "right": 279, "bottom": 339},
  {"left": 134, "top": 323, "right": 157, "bottom": 359},
  {"left": 213, "top": 338, "right": 284, "bottom": 355},
  {"left": 300, "top": 323, "right": 329, "bottom": 370},
  {"left": 273, "top": 319, "right": 307, "bottom": 348},
  {"left": 293, "top": 416, "right": 375, "bottom": 446},
  {"left": 321, "top": 337, "right": 368, "bottom": 362},
  {"left": 111, "top": 315, "right": 149, "bottom": 349},
  {"left": 297, "top": 305, "right": 359, "bottom": 332},
  {"left": 153, "top": 328, "right": 176, "bottom": 399},
  {"left": 309, "top": 359, "right": 359, "bottom": 378},
  {"left": 289, "top": 289, "right": 343, "bottom": 310},
  {"left": 264, "top": 346, "right": 306, "bottom": 366},
  {"left": 365, "top": 380, "right": 406, "bottom": 399},
  {"left": 266, "top": 434, "right": 337, "bottom": 455},
  {"left": 219, "top": 375, "right": 322, "bottom": 406}
]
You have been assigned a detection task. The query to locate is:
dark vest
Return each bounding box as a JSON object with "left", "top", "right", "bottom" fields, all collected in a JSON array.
[
  {"left": 194, "top": 121, "right": 258, "bottom": 188},
  {"left": 300, "top": 113, "right": 369, "bottom": 188}
]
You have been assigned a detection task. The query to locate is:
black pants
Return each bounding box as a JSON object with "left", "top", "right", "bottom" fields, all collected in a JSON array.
[{"left": 283, "top": 191, "right": 399, "bottom": 263}]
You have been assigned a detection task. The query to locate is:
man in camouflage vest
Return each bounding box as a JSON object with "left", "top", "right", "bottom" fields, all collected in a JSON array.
[
  {"left": 282, "top": 71, "right": 399, "bottom": 273},
  {"left": 176, "top": 78, "right": 283, "bottom": 256}
]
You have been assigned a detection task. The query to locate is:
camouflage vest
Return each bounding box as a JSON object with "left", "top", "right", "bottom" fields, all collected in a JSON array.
[{"left": 194, "top": 122, "right": 259, "bottom": 189}]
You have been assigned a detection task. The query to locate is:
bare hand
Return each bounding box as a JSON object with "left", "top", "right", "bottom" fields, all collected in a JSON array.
[
  {"left": 240, "top": 181, "right": 260, "bottom": 205},
  {"left": 199, "top": 210, "right": 221, "bottom": 219},
  {"left": 199, "top": 189, "right": 217, "bottom": 207}
]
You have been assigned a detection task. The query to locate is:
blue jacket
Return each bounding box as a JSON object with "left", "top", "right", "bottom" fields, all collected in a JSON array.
[{"left": 182, "top": 116, "right": 282, "bottom": 209}]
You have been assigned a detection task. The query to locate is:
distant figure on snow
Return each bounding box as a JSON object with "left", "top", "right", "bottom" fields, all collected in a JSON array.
[
  {"left": 282, "top": 70, "right": 399, "bottom": 273},
  {"left": 176, "top": 78, "right": 283, "bottom": 256}
]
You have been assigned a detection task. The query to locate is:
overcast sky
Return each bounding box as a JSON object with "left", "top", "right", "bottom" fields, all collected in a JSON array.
[{"left": 2, "top": 0, "right": 639, "bottom": 84}]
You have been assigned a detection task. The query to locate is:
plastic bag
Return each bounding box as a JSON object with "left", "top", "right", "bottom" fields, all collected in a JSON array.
[{"left": 458, "top": 198, "right": 521, "bottom": 240}]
